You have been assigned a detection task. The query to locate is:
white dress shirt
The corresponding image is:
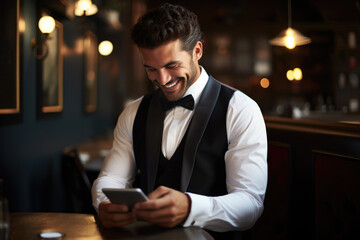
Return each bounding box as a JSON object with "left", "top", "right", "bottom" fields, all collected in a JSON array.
[{"left": 92, "top": 67, "right": 268, "bottom": 232}]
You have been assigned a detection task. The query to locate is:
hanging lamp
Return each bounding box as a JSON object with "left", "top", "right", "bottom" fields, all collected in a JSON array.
[{"left": 269, "top": 0, "right": 311, "bottom": 49}]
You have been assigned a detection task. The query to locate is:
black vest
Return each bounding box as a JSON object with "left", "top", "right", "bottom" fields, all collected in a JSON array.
[
  {"left": 132, "top": 76, "right": 246, "bottom": 239},
  {"left": 132, "top": 76, "right": 234, "bottom": 195}
]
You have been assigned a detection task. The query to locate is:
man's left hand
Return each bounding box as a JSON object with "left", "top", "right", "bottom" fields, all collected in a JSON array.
[{"left": 133, "top": 186, "right": 191, "bottom": 228}]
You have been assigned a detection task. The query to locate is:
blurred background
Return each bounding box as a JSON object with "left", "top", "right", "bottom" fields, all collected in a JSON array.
[{"left": 0, "top": 0, "right": 359, "bottom": 228}]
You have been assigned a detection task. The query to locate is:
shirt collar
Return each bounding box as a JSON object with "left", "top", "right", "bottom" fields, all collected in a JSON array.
[{"left": 184, "top": 66, "right": 209, "bottom": 106}]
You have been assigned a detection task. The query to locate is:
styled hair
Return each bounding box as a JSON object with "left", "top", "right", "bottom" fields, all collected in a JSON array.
[{"left": 131, "top": 3, "right": 202, "bottom": 53}]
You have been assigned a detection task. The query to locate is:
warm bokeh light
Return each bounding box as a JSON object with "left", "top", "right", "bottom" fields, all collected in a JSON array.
[
  {"left": 76, "top": 0, "right": 92, "bottom": 12},
  {"left": 287, "top": 68, "right": 303, "bottom": 81},
  {"left": 285, "top": 35, "right": 295, "bottom": 49},
  {"left": 98, "top": 40, "right": 113, "bottom": 56},
  {"left": 38, "top": 16, "right": 55, "bottom": 34},
  {"left": 287, "top": 70, "right": 294, "bottom": 81},
  {"left": 75, "top": 3, "right": 98, "bottom": 16},
  {"left": 260, "top": 78, "right": 270, "bottom": 88},
  {"left": 217, "top": 46, "right": 228, "bottom": 55},
  {"left": 270, "top": 27, "right": 311, "bottom": 49},
  {"left": 85, "top": 4, "right": 98, "bottom": 15},
  {"left": 19, "top": 18, "right": 26, "bottom": 33},
  {"left": 293, "top": 68, "right": 303, "bottom": 80}
]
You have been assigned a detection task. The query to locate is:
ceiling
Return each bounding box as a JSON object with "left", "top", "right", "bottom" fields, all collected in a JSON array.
[{"left": 145, "top": 0, "right": 360, "bottom": 25}]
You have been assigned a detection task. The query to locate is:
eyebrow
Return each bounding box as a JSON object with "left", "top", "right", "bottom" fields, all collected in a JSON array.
[{"left": 143, "top": 61, "right": 180, "bottom": 69}]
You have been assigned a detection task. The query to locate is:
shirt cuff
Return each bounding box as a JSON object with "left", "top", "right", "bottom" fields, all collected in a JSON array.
[{"left": 183, "top": 192, "right": 211, "bottom": 228}]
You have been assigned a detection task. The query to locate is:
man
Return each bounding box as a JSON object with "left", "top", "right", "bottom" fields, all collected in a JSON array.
[{"left": 92, "top": 3, "right": 267, "bottom": 239}]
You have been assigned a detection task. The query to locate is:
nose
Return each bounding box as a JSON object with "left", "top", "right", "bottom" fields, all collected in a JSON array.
[{"left": 156, "top": 68, "right": 171, "bottom": 86}]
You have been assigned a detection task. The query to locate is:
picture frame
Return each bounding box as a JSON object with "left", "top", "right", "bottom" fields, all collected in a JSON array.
[
  {"left": 83, "top": 30, "right": 98, "bottom": 113},
  {"left": 0, "top": 0, "right": 23, "bottom": 124},
  {"left": 37, "top": 19, "right": 63, "bottom": 118}
]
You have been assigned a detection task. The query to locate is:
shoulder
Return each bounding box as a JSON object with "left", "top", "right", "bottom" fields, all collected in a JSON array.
[
  {"left": 209, "top": 75, "right": 259, "bottom": 113},
  {"left": 116, "top": 97, "right": 143, "bottom": 130},
  {"left": 229, "top": 90, "right": 260, "bottom": 111},
  {"left": 122, "top": 97, "right": 143, "bottom": 116},
  {"left": 227, "top": 90, "right": 264, "bottom": 127}
]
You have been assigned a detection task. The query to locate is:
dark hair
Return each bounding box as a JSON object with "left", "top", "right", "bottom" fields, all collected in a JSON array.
[{"left": 131, "top": 3, "right": 202, "bottom": 53}]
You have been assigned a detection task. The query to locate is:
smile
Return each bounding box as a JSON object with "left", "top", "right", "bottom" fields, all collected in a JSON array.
[{"left": 164, "top": 79, "right": 180, "bottom": 89}]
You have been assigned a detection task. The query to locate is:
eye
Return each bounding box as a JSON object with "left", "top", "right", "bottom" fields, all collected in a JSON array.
[
  {"left": 145, "top": 67, "right": 156, "bottom": 72},
  {"left": 166, "top": 63, "right": 178, "bottom": 69}
]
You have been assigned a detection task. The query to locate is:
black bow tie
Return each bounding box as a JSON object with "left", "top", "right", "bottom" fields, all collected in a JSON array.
[{"left": 160, "top": 95, "right": 195, "bottom": 111}]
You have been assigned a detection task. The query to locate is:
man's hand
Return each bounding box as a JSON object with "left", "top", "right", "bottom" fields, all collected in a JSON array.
[
  {"left": 133, "top": 186, "right": 191, "bottom": 228},
  {"left": 98, "top": 201, "right": 136, "bottom": 228}
]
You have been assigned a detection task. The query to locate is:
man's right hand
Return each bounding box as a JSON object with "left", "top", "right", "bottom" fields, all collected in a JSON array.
[{"left": 98, "top": 201, "right": 136, "bottom": 228}]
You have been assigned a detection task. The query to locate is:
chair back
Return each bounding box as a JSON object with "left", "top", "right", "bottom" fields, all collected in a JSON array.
[{"left": 61, "top": 149, "right": 95, "bottom": 214}]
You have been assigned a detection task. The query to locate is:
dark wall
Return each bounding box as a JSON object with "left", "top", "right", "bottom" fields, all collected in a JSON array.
[{"left": 0, "top": 0, "right": 123, "bottom": 212}]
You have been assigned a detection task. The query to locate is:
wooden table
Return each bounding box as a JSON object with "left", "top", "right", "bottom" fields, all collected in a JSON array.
[{"left": 9, "top": 212, "right": 214, "bottom": 240}]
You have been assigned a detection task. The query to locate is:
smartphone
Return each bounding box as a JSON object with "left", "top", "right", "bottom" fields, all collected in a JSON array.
[{"left": 102, "top": 188, "right": 148, "bottom": 209}]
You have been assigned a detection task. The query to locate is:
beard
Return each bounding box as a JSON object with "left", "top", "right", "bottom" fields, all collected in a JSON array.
[{"left": 152, "top": 60, "right": 199, "bottom": 101}]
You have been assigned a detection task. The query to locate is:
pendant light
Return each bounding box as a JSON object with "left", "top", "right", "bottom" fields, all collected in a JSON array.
[{"left": 269, "top": 0, "right": 311, "bottom": 49}]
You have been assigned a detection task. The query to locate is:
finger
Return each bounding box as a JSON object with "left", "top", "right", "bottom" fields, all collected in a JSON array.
[
  {"left": 100, "top": 211, "right": 135, "bottom": 227},
  {"left": 99, "top": 201, "right": 130, "bottom": 213},
  {"left": 98, "top": 202, "right": 135, "bottom": 228},
  {"left": 147, "top": 186, "right": 171, "bottom": 200},
  {"left": 106, "top": 203, "right": 130, "bottom": 213},
  {"left": 134, "top": 205, "right": 174, "bottom": 220},
  {"left": 135, "top": 207, "right": 181, "bottom": 227},
  {"left": 134, "top": 193, "right": 173, "bottom": 210},
  {"left": 135, "top": 186, "right": 175, "bottom": 210},
  {"left": 134, "top": 190, "right": 190, "bottom": 227},
  {"left": 109, "top": 213, "right": 135, "bottom": 224}
]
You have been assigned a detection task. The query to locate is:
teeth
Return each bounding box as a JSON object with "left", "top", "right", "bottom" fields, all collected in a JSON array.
[{"left": 165, "top": 81, "right": 178, "bottom": 88}]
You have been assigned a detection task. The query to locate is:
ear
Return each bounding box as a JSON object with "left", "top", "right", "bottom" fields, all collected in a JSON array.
[{"left": 192, "top": 41, "right": 203, "bottom": 61}]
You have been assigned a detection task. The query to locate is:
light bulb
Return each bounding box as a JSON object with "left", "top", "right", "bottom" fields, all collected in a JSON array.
[
  {"left": 285, "top": 35, "right": 295, "bottom": 49},
  {"left": 98, "top": 41, "right": 113, "bottom": 56},
  {"left": 38, "top": 16, "right": 55, "bottom": 34}
]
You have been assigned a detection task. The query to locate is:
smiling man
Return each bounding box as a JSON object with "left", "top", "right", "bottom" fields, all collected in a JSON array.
[
  {"left": 141, "top": 38, "right": 201, "bottom": 101},
  {"left": 92, "top": 3, "right": 268, "bottom": 239}
]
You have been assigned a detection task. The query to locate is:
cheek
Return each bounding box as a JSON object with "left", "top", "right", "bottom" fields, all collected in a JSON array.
[
  {"left": 146, "top": 71, "right": 157, "bottom": 80},
  {"left": 173, "top": 68, "right": 187, "bottom": 78}
]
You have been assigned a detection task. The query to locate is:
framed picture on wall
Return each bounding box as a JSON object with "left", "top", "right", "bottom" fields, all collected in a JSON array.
[
  {"left": 83, "top": 30, "right": 98, "bottom": 113},
  {"left": 37, "top": 19, "right": 63, "bottom": 118},
  {"left": 0, "top": 0, "right": 23, "bottom": 124}
]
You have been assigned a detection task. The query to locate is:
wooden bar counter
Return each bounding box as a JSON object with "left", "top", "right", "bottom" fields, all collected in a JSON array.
[
  {"left": 9, "top": 212, "right": 213, "bottom": 240},
  {"left": 250, "top": 116, "right": 360, "bottom": 239}
]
